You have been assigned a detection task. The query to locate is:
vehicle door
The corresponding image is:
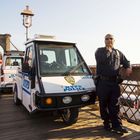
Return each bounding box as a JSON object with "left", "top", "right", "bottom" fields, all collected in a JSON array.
[{"left": 22, "top": 45, "right": 35, "bottom": 111}]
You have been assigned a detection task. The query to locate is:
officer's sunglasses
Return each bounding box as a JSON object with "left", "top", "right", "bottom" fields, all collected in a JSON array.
[{"left": 105, "top": 38, "right": 113, "bottom": 40}]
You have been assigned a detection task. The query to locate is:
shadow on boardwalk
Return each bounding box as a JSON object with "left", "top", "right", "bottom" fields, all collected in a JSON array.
[{"left": 0, "top": 94, "right": 140, "bottom": 140}]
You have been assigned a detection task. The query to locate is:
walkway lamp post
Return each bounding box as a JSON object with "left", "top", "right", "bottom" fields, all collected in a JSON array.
[{"left": 21, "top": 6, "right": 34, "bottom": 41}]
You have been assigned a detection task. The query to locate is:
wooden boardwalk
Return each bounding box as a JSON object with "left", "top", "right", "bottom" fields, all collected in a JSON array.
[{"left": 0, "top": 93, "right": 140, "bottom": 140}]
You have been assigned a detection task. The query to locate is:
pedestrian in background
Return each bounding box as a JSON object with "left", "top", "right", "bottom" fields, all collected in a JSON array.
[
  {"left": 0, "top": 52, "right": 2, "bottom": 65},
  {"left": 95, "top": 34, "right": 132, "bottom": 134}
]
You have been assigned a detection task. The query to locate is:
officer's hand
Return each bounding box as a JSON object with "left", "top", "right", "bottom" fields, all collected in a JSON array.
[{"left": 125, "top": 68, "right": 132, "bottom": 76}]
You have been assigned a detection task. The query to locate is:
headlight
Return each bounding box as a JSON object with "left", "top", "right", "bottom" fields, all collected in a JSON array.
[
  {"left": 81, "top": 95, "right": 90, "bottom": 102},
  {"left": 62, "top": 96, "right": 72, "bottom": 104}
]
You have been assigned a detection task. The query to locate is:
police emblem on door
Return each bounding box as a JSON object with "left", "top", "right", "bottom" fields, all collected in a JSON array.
[{"left": 64, "top": 76, "right": 75, "bottom": 85}]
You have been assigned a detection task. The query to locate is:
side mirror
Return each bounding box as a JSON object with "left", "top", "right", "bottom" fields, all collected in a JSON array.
[{"left": 22, "top": 62, "right": 30, "bottom": 73}]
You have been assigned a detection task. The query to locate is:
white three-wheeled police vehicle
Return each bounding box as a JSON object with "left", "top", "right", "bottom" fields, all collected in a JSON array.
[
  {"left": 0, "top": 51, "right": 24, "bottom": 92},
  {"left": 13, "top": 35, "right": 96, "bottom": 125}
]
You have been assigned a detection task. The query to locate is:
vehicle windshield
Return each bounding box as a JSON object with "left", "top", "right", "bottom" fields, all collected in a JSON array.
[
  {"left": 38, "top": 43, "right": 90, "bottom": 76},
  {"left": 5, "top": 57, "right": 23, "bottom": 67}
]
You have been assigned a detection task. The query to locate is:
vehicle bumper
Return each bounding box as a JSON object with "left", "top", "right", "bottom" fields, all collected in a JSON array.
[
  {"left": 35, "top": 91, "right": 96, "bottom": 110},
  {"left": 0, "top": 83, "right": 13, "bottom": 93}
]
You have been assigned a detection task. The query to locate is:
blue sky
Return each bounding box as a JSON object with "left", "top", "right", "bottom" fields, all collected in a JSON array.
[{"left": 0, "top": 0, "right": 140, "bottom": 65}]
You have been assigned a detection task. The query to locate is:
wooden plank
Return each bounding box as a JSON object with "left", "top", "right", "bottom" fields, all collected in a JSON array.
[{"left": 0, "top": 94, "right": 140, "bottom": 140}]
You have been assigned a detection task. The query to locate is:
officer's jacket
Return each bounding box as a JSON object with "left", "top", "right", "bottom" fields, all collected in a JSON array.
[{"left": 95, "top": 47, "right": 130, "bottom": 77}]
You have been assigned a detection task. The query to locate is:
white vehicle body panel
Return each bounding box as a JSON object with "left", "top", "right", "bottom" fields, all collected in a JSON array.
[
  {"left": 42, "top": 76, "right": 95, "bottom": 93},
  {"left": 18, "top": 74, "right": 95, "bottom": 112}
]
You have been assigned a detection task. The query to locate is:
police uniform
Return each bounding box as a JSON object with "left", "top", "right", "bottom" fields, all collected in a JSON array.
[{"left": 95, "top": 47, "right": 130, "bottom": 130}]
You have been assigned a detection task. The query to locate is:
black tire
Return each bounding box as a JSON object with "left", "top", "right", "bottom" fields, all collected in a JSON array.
[
  {"left": 13, "top": 85, "right": 21, "bottom": 105},
  {"left": 60, "top": 108, "right": 79, "bottom": 125}
]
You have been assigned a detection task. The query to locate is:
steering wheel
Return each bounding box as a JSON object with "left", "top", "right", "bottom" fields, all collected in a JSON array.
[{"left": 50, "top": 61, "right": 63, "bottom": 70}]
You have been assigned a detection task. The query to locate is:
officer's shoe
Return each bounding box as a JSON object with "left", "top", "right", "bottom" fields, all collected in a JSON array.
[
  {"left": 103, "top": 122, "right": 111, "bottom": 131},
  {"left": 104, "top": 125, "right": 111, "bottom": 131},
  {"left": 112, "top": 126, "right": 128, "bottom": 134}
]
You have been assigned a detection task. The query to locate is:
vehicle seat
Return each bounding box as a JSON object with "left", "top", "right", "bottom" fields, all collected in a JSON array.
[
  {"left": 40, "top": 54, "right": 50, "bottom": 70},
  {"left": 13, "top": 61, "right": 19, "bottom": 66},
  {"left": 40, "top": 54, "right": 48, "bottom": 62}
]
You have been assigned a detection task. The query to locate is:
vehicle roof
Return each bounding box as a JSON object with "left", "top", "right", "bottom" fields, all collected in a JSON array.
[
  {"left": 25, "top": 38, "right": 76, "bottom": 45},
  {"left": 3, "top": 56, "right": 23, "bottom": 58},
  {"left": 3, "top": 51, "right": 24, "bottom": 57}
]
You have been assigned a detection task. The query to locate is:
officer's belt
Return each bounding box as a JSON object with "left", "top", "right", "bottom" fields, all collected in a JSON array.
[{"left": 100, "top": 75, "right": 117, "bottom": 82}]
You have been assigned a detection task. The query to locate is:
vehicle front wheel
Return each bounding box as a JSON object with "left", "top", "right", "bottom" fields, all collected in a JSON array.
[
  {"left": 13, "top": 85, "right": 21, "bottom": 105},
  {"left": 60, "top": 108, "right": 79, "bottom": 125}
]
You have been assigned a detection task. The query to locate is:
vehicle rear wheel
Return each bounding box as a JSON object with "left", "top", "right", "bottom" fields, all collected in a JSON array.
[
  {"left": 60, "top": 108, "right": 79, "bottom": 125},
  {"left": 13, "top": 85, "right": 21, "bottom": 105}
]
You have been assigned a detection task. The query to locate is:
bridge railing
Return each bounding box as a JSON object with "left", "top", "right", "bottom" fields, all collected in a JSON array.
[{"left": 119, "top": 64, "right": 140, "bottom": 124}]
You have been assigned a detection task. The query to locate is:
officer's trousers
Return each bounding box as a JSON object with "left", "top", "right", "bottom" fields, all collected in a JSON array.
[{"left": 96, "top": 80, "right": 122, "bottom": 128}]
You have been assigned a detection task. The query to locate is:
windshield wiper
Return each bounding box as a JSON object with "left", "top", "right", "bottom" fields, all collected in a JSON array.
[{"left": 63, "top": 61, "right": 84, "bottom": 76}]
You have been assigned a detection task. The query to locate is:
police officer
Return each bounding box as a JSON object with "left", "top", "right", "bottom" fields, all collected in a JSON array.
[{"left": 95, "top": 34, "right": 132, "bottom": 134}]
